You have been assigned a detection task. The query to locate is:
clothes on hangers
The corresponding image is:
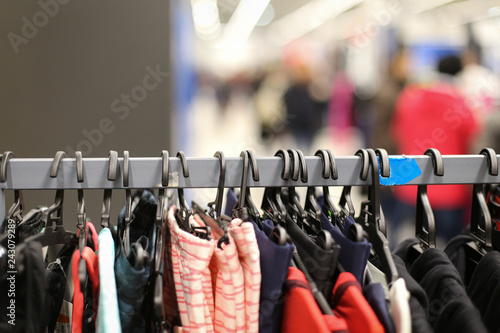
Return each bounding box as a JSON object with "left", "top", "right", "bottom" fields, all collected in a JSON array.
[
  {"left": 71, "top": 221, "right": 100, "bottom": 333},
  {"left": 285, "top": 216, "right": 338, "bottom": 300},
  {"left": 0, "top": 241, "right": 45, "bottom": 333},
  {"left": 395, "top": 240, "right": 487, "bottom": 333},
  {"left": 466, "top": 251, "right": 500, "bottom": 333},
  {"left": 168, "top": 206, "right": 216, "bottom": 332},
  {"left": 115, "top": 189, "right": 157, "bottom": 333},
  {"left": 320, "top": 211, "right": 371, "bottom": 284}
]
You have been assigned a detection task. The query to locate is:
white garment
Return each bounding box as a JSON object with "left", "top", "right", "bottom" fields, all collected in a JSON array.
[{"left": 390, "top": 278, "right": 412, "bottom": 333}]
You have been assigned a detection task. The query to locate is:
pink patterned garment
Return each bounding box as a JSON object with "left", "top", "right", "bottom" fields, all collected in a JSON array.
[
  {"left": 228, "top": 219, "right": 261, "bottom": 333},
  {"left": 168, "top": 207, "right": 215, "bottom": 333}
]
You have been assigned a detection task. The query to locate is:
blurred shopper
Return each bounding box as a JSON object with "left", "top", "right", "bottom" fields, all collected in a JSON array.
[
  {"left": 254, "top": 67, "right": 288, "bottom": 143},
  {"left": 372, "top": 48, "right": 409, "bottom": 230},
  {"left": 459, "top": 44, "right": 500, "bottom": 152},
  {"left": 390, "top": 55, "right": 480, "bottom": 246},
  {"left": 283, "top": 64, "right": 323, "bottom": 153}
]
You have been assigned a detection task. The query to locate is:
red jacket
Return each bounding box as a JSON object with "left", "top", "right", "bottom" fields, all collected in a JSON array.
[{"left": 391, "top": 82, "right": 479, "bottom": 207}]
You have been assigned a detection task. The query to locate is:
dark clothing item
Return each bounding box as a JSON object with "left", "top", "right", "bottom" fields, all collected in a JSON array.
[
  {"left": 392, "top": 255, "right": 433, "bottom": 333},
  {"left": 320, "top": 212, "right": 371, "bottom": 284},
  {"left": 393, "top": 237, "right": 421, "bottom": 272},
  {"left": 364, "top": 282, "right": 396, "bottom": 333},
  {"left": 467, "top": 251, "right": 500, "bottom": 333},
  {"left": 443, "top": 233, "right": 476, "bottom": 285},
  {"left": 409, "top": 249, "right": 487, "bottom": 333},
  {"left": 43, "top": 244, "right": 76, "bottom": 333},
  {"left": 257, "top": 219, "right": 294, "bottom": 333},
  {"left": 0, "top": 241, "right": 45, "bottom": 333},
  {"left": 116, "top": 189, "right": 157, "bottom": 333},
  {"left": 285, "top": 216, "right": 338, "bottom": 300}
]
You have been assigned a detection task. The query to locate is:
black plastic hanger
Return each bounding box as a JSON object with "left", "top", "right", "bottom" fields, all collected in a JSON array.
[
  {"left": 101, "top": 151, "right": 118, "bottom": 230},
  {"left": 262, "top": 149, "right": 289, "bottom": 224},
  {"left": 459, "top": 148, "right": 498, "bottom": 284},
  {"left": 407, "top": 148, "right": 441, "bottom": 261},
  {"left": 356, "top": 148, "right": 398, "bottom": 284},
  {"left": 18, "top": 151, "right": 77, "bottom": 248},
  {"left": 233, "top": 150, "right": 260, "bottom": 220},
  {"left": 339, "top": 150, "right": 368, "bottom": 218},
  {"left": 175, "top": 151, "right": 192, "bottom": 231},
  {"left": 416, "top": 149, "right": 441, "bottom": 248},
  {"left": 310, "top": 149, "right": 341, "bottom": 222},
  {"left": 122, "top": 150, "right": 134, "bottom": 257},
  {"left": 285, "top": 149, "right": 321, "bottom": 234},
  {"left": 152, "top": 150, "right": 168, "bottom": 331},
  {"left": 0, "top": 152, "right": 25, "bottom": 229},
  {"left": 75, "top": 151, "right": 89, "bottom": 292},
  {"left": 206, "top": 151, "right": 230, "bottom": 248}
]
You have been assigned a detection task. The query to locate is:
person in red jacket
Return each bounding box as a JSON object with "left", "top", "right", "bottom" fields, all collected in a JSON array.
[{"left": 390, "top": 54, "right": 480, "bottom": 247}]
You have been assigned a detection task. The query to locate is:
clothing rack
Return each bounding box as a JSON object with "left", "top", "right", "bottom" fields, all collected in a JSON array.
[{"left": 1, "top": 154, "right": 499, "bottom": 221}]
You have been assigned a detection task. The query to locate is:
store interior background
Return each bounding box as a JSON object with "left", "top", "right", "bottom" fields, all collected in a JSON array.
[{"left": 1, "top": 0, "right": 500, "bottom": 241}]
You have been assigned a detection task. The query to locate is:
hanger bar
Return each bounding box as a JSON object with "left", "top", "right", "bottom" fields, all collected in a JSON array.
[{"left": 0, "top": 154, "right": 498, "bottom": 190}]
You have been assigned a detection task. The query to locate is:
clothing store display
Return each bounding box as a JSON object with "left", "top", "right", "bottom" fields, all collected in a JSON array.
[{"left": 1, "top": 151, "right": 499, "bottom": 332}]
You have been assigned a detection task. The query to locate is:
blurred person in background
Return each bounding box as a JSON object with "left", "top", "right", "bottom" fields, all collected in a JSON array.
[
  {"left": 254, "top": 65, "right": 288, "bottom": 147},
  {"left": 459, "top": 40, "right": 500, "bottom": 152},
  {"left": 283, "top": 64, "right": 324, "bottom": 153},
  {"left": 372, "top": 47, "right": 409, "bottom": 230},
  {"left": 389, "top": 54, "right": 480, "bottom": 247}
]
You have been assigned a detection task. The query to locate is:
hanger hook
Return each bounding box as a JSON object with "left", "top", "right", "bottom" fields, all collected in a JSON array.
[
  {"left": 123, "top": 151, "right": 130, "bottom": 187},
  {"left": 108, "top": 150, "right": 118, "bottom": 181},
  {"left": 356, "top": 149, "right": 370, "bottom": 181},
  {"left": 424, "top": 148, "right": 444, "bottom": 176},
  {"left": 375, "top": 148, "right": 390, "bottom": 178},
  {"left": 211, "top": 151, "right": 226, "bottom": 222},
  {"left": 287, "top": 149, "right": 300, "bottom": 181},
  {"left": 294, "top": 149, "right": 308, "bottom": 183},
  {"left": 177, "top": 151, "right": 189, "bottom": 178},
  {"left": 275, "top": 149, "right": 291, "bottom": 180},
  {"left": 0, "top": 151, "right": 15, "bottom": 183},
  {"left": 480, "top": 147, "right": 498, "bottom": 176},
  {"left": 50, "top": 151, "right": 67, "bottom": 178},
  {"left": 161, "top": 150, "right": 169, "bottom": 187},
  {"left": 326, "top": 150, "right": 338, "bottom": 180},
  {"left": 76, "top": 151, "right": 84, "bottom": 183},
  {"left": 246, "top": 149, "right": 260, "bottom": 181},
  {"left": 314, "top": 149, "right": 331, "bottom": 179}
]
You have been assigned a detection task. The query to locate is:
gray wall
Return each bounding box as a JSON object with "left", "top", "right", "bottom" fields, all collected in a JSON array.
[{"left": 0, "top": 0, "right": 172, "bottom": 223}]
